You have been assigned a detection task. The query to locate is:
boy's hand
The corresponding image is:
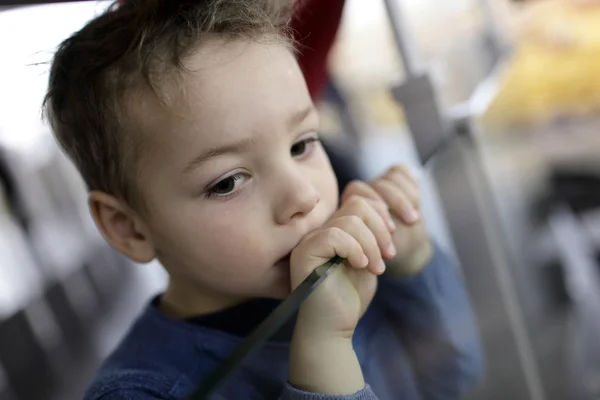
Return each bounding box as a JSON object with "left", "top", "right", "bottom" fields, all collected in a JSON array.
[
  {"left": 288, "top": 197, "right": 394, "bottom": 394},
  {"left": 290, "top": 195, "right": 395, "bottom": 336},
  {"left": 342, "top": 165, "right": 433, "bottom": 277}
]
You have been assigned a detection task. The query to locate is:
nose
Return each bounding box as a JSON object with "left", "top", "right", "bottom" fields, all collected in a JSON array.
[{"left": 274, "top": 169, "right": 320, "bottom": 225}]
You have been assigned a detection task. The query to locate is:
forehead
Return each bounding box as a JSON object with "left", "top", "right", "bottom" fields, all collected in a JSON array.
[{"left": 131, "top": 37, "right": 310, "bottom": 153}]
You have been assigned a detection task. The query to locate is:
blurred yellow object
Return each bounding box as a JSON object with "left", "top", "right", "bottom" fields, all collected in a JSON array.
[
  {"left": 484, "top": 0, "right": 600, "bottom": 126},
  {"left": 367, "top": 88, "right": 406, "bottom": 128}
]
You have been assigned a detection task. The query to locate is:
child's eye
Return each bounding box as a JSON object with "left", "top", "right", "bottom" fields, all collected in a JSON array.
[
  {"left": 291, "top": 136, "right": 320, "bottom": 158},
  {"left": 206, "top": 173, "right": 247, "bottom": 199}
]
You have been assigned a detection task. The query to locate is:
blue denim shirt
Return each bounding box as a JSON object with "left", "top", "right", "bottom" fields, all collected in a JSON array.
[{"left": 85, "top": 245, "right": 483, "bottom": 400}]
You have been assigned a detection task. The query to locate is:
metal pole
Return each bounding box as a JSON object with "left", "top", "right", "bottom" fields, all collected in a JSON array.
[
  {"left": 381, "top": 1, "right": 546, "bottom": 399},
  {"left": 382, "top": 0, "right": 447, "bottom": 164},
  {"left": 476, "top": 0, "right": 505, "bottom": 62},
  {"left": 381, "top": 0, "right": 420, "bottom": 79}
]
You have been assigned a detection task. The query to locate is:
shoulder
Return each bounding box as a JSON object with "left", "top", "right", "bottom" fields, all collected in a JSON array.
[
  {"left": 84, "top": 304, "right": 223, "bottom": 400},
  {"left": 84, "top": 369, "right": 177, "bottom": 400}
]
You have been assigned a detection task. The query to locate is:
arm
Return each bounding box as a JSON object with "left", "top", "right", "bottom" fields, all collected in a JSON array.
[
  {"left": 377, "top": 243, "right": 484, "bottom": 399},
  {"left": 283, "top": 195, "right": 396, "bottom": 400},
  {"left": 339, "top": 165, "right": 484, "bottom": 398},
  {"left": 282, "top": 325, "right": 379, "bottom": 400},
  {"left": 280, "top": 384, "right": 377, "bottom": 400}
]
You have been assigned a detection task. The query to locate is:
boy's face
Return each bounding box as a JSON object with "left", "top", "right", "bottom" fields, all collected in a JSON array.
[{"left": 132, "top": 38, "right": 338, "bottom": 301}]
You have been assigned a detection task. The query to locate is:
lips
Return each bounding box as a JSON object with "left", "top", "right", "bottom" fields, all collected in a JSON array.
[{"left": 275, "top": 253, "right": 291, "bottom": 269}]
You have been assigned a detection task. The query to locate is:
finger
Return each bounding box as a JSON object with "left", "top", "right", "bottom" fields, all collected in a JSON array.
[
  {"left": 341, "top": 181, "right": 396, "bottom": 231},
  {"left": 341, "top": 180, "right": 383, "bottom": 203},
  {"left": 322, "top": 226, "right": 372, "bottom": 272},
  {"left": 388, "top": 164, "right": 417, "bottom": 186},
  {"left": 364, "top": 198, "right": 396, "bottom": 233},
  {"left": 371, "top": 179, "right": 420, "bottom": 225},
  {"left": 383, "top": 166, "right": 420, "bottom": 208},
  {"left": 291, "top": 227, "right": 370, "bottom": 285},
  {"left": 336, "top": 196, "right": 396, "bottom": 260},
  {"left": 330, "top": 215, "right": 386, "bottom": 275}
]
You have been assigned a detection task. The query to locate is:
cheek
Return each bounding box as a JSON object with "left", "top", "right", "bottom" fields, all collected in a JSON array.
[
  {"left": 152, "top": 202, "right": 273, "bottom": 281},
  {"left": 203, "top": 216, "right": 270, "bottom": 261}
]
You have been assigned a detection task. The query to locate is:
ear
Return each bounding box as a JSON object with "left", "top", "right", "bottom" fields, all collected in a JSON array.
[{"left": 88, "top": 191, "right": 156, "bottom": 263}]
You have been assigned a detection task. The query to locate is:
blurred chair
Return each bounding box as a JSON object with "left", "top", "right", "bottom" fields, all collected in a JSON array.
[
  {"left": 0, "top": 364, "right": 17, "bottom": 400},
  {"left": 0, "top": 308, "right": 58, "bottom": 400},
  {"left": 0, "top": 143, "right": 134, "bottom": 399},
  {"left": 534, "top": 168, "right": 600, "bottom": 223},
  {"left": 531, "top": 166, "right": 600, "bottom": 400},
  {"left": 45, "top": 279, "right": 88, "bottom": 355}
]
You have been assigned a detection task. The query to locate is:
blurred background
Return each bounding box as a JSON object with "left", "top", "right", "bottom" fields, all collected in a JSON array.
[{"left": 1, "top": 0, "right": 600, "bottom": 399}]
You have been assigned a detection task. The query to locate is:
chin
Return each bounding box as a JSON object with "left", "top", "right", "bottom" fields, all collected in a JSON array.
[
  {"left": 265, "top": 257, "right": 291, "bottom": 299},
  {"left": 272, "top": 288, "right": 291, "bottom": 300},
  {"left": 262, "top": 273, "right": 292, "bottom": 300},
  {"left": 268, "top": 278, "right": 292, "bottom": 299}
]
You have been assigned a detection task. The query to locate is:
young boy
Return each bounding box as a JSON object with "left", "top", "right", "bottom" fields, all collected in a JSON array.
[{"left": 44, "top": 1, "right": 483, "bottom": 399}]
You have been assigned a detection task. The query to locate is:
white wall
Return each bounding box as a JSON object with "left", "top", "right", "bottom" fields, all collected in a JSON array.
[{"left": 0, "top": 2, "right": 110, "bottom": 152}]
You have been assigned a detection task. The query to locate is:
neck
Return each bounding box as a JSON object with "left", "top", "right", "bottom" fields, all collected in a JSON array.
[{"left": 159, "top": 277, "right": 248, "bottom": 319}]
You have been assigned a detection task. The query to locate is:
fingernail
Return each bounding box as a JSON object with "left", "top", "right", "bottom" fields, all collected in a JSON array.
[
  {"left": 386, "top": 243, "right": 397, "bottom": 258},
  {"left": 405, "top": 210, "right": 420, "bottom": 223},
  {"left": 361, "top": 254, "right": 369, "bottom": 268},
  {"left": 378, "top": 260, "right": 387, "bottom": 274}
]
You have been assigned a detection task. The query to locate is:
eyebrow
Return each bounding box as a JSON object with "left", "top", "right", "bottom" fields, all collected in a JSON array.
[
  {"left": 287, "top": 105, "right": 317, "bottom": 131},
  {"left": 183, "top": 105, "right": 317, "bottom": 174},
  {"left": 183, "top": 137, "right": 256, "bottom": 174}
]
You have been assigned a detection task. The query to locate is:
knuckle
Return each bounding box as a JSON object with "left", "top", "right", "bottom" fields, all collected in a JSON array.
[
  {"left": 344, "top": 194, "right": 364, "bottom": 207},
  {"left": 324, "top": 226, "right": 345, "bottom": 242},
  {"left": 358, "top": 197, "right": 373, "bottom": 209},
  {"left": 368, "top": 204, "right": 389, "bottom": 224},
  {"left": 346, "top": 180, "right": 365, "bottom": 192},
  {"left": 334, "top": 214, "right": 363, "bottom": 230},
  {"left": 370, "top": 199, "right": 388, "bottom": 212},
  {"left": 392, "top": 163, "right": 408, "bottom": 172},
  {"left": 397, "top": 164, "right": 417, "bottom": 181},
  {"left": 371, "top": 179, "right": 385, "bottom": 191},
  {"left": 386, "top": 165, "right": 398, "bottom": 176},
  {"left": 388, "top": 170, "right": 404, "bottom": 183},
  {"left": 346, "top": 214, "right": 364, "bottom": 226}
]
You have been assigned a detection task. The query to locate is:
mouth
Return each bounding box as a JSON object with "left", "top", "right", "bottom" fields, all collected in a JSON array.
[{"left": 275, "top": 253, "right": 291, "bottom": 269}]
